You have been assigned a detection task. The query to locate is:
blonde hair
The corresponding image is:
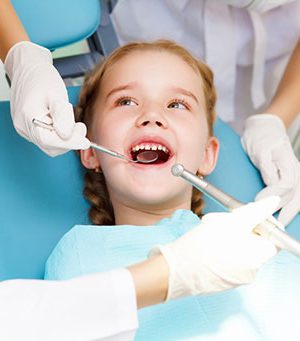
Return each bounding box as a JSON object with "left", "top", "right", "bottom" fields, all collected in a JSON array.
[{"left": 75, "top": 39, "right": 217, "bottom": 225}]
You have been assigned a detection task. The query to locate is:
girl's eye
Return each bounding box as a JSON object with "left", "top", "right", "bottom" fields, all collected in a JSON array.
[
  {"left": 168, "top": 100, "right": 189, "bottom": 110},
  {"left": 116, "top": 97, "right": 137, "bottom": 106}
]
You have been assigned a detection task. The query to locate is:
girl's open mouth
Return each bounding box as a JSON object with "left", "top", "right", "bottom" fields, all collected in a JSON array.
[{"left": 130, "top": 143, "right": 171, "bottom": 164}]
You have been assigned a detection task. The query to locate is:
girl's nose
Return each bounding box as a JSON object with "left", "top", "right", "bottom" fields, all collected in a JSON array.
[{"left": 135, "top": 106, "right": 168, "bottom": 129}]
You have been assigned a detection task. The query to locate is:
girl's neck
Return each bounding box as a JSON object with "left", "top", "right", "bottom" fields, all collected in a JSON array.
[{"left": 112, "top": 201, "right": 191, "bottom": 226}]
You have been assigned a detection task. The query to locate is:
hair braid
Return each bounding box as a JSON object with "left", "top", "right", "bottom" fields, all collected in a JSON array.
[
  {"left": 75, "top": 63, "right": 116, "bottom": 225},
  {"left": 83, "top": 170, "right": 114, "bottom": 225}
]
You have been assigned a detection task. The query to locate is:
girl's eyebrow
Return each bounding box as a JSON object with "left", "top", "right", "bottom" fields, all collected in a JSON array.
[
  {"left": 170, "top": 87, "right": 199, "bottom": 104},
  {"left": 105, "top": 82, "right": 138, "bottom": 100},
  {"left": 105, "top": 83, "right": 199, "bottom": 104}
]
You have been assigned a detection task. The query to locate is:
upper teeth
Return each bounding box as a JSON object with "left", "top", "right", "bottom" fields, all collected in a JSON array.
[{"left": 132, "top": 143, "right": 169, "bottom": 153}]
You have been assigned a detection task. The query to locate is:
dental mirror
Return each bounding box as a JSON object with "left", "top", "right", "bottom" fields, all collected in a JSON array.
[{"left": 135, "top": 150, "right": 159, "bottom": 163}]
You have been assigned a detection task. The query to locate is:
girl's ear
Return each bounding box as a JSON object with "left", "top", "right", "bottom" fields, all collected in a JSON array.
[
  {"left": 197, "top": 136, "right": 219, "bottom": 176},
  {"left": 80, "top": 148, "right": 100, "bottom": 170}
]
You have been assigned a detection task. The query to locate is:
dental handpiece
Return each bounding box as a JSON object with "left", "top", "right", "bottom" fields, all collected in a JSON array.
[{"left": 171, "top": 163, "right": 300, "bottom": 258}]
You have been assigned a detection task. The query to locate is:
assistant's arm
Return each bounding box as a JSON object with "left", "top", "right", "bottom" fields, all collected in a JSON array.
[
  {"left": 0, "top": 0, "right": 29, "bottom": 61},
  {"left": 265, "top": 40, "right": 300, "bottom": 128}
]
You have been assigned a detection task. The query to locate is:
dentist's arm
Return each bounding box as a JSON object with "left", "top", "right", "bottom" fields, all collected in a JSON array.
[
  {"left": 0, "top": 198, "right": 279, "bottom": 340},
  {"left": 0, "top": 270, "right": 139, "bottom": 341},
  {"left": 0, "top": 0, "right": 90, "bottom": 156},
  {"left": 242, "top": 40, "right": 300, "bottom": 226}
]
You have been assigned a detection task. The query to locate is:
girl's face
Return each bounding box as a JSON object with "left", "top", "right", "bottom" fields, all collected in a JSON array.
[{"left": 82, "top": 50, "right": 219, "bottom": 216}]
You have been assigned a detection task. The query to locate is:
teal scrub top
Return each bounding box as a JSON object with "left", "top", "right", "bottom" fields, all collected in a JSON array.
[{"left": 45, "top": 210, "right": 300, "bottom": 341}]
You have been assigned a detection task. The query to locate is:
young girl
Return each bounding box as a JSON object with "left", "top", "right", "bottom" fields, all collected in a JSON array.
[
  {"left": 74, "top": 39, "right": 219, "bottom": 227},
  {"left": 45, "top": 40, "right": 300, "bottom": 340}
]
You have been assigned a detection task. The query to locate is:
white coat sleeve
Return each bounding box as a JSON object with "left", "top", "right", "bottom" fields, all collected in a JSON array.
[
  {"left": 212, "top": 0, "right": 295, "bottom": 11},
  {"left": 0, "top": 269, "right": 138, "bottom": 341}
]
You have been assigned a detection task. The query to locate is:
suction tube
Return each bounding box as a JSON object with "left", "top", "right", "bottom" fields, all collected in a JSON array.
[{"left": 171, "top": 163, "right": 300, "bottom": 258}]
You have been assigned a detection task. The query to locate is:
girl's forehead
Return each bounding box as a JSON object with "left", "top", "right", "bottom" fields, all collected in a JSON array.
[
  {"left": 112, "top": 50, "right": 198, "bottom": 72},
  {"left": 101, "top": 50, "right": 204, "bottom": 91}
]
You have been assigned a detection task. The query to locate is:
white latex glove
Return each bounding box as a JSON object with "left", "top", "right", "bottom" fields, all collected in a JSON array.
[
  {"left": 242, "top": 114, "right": 300, "bottom": 226},
  {"left": 4, "top": 41, "right": 90, "bottom": 157},
  {"left": 150, "top": 197, "right": 280, "bottom": 301}
]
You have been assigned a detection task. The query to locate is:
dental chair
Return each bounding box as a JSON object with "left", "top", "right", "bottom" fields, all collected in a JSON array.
[
  {"left": 10, "top": 0, "right": 117, "bottom": 79},
  {"left": 1, "top": 1, "right": 299, "bottom": 281}
]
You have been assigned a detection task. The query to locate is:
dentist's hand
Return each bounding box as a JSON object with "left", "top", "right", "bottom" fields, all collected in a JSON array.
[
  {"left": 242, "top": 114, "right": 300, "bottom": 226},
  {"left": 4, "top": 41, "right": 90, "bottom": 157},
  {"left": 150, "top": 197, "right": 280, "bottom": 300}
]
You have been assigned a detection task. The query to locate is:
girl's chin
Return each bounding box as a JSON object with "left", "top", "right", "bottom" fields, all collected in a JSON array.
[
  {"left": 124, "top": 186, "right": 183, "bottom": 204},
  {"left": 124, "top": 175, "right": 177, "bottom": 190}
]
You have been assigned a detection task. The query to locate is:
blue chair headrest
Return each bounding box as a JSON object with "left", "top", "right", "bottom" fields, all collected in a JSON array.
[{"left": 11, "top": 0, "right": 100, "bottom": 50}]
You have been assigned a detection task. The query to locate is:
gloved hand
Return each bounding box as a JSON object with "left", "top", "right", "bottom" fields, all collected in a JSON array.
[
  {"left": 4, "top": 41, "right": 90, "bottom": 157},
  {"left": 242, "top": 113, "right": 300, "bottom": 226},
  {"left": 150, "top": 197, "right": 280, "bottom": 301}
]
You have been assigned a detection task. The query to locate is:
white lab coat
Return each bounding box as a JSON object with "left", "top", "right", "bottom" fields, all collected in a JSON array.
[
  {"left": 111, "top": 0, "right": 300, "bottom": 133},
  {"left": 0, "top": 269, "right": 138, "bottom": 341}
]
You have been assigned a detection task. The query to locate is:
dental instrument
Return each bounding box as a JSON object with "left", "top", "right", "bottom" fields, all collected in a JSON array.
[
  {"left": 90, "top": 142, "right": 158, "bottom": 164},
  {"left": 33, "top": 118, "right": 158, "bottom": 164},
  {"left": 171, "top": 163, "right": 300, "bottom": 258}
]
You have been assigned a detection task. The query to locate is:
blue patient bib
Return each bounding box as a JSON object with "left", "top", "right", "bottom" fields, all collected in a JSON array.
[{"left": 45, "top": 210, "right": 300, "bottom": 341}]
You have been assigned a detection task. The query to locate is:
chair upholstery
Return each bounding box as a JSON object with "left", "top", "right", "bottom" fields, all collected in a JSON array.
[
  {"left": 0, "top": 87, "right": 88, "bottom": 280},
  {"left": 10, "top": 0, "right": 103, "bottom": 79},
  {"left": 11, "top": 0, "right": 101, "bottom": 50}
]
